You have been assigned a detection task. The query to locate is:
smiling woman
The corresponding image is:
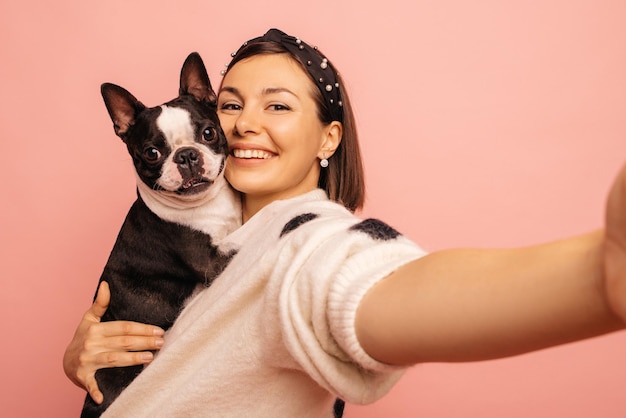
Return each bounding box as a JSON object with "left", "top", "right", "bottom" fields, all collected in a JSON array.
[
  {"left": 62, "top": 27, "right": 626, "bottom": 418},
  {"left": 219, "top": 29, "right": 365, "bottom": 217},
  {"left": 219, "top": 53, "right": 343, "bottom": 221}
]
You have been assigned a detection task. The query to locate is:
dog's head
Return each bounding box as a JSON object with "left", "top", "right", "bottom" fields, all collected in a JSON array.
[{"left": 101, "top": 52, "right": 227, "bottom": 203}]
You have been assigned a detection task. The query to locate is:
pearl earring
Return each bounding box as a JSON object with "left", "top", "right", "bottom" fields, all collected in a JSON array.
[{"left": 320, "top": 153, "right": 329, "bottom": 168}]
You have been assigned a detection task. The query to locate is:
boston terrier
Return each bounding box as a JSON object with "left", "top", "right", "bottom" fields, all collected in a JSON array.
[{"left": 80, "top": 52, "right": 241, "bottom": 418}]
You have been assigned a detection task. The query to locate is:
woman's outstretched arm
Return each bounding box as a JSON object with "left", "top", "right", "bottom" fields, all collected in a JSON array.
[
  {"left": 356, "top": 164, "right": 626, "bottom": 366},
  {"left": 63, "top": 281, "right": 165, "bottom": 404},
  {"left": 356, "top": 231, "right": 622, "bottom": 365}
]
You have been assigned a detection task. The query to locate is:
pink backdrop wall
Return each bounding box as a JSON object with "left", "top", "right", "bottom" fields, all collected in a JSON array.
[{"left": 2, "top": 1, "right": 625, "bottom": 416}]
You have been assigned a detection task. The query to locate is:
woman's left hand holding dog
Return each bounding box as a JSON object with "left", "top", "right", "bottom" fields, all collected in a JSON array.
[{"left": 63, "top": 281, "right": 165, "bottom": 404}]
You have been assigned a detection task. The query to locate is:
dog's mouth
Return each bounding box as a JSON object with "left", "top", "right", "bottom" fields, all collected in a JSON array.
[{"left": 176, "top": 177, "right": 213, "bottom": 194}]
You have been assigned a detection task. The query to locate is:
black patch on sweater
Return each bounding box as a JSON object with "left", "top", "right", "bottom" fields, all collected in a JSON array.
[
  {"left": 333, "top": 398, "right": 345, "bottom": 417},
  {"left": 279, "top": 213, "right": 319, "bottom": 238},
  {"left": 350, "top": 218, "right": 400, "bottom": 241}
]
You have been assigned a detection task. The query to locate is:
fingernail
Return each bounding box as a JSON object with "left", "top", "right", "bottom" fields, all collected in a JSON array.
[
  {"left": 155, "top": 338, "right": 165, "bottom": 348},
  {"left": 153, "top": 328, "right": 165, "bottom": 336},
  {"left": 141, "top": 352, "right": 154, "bottom": 362}
]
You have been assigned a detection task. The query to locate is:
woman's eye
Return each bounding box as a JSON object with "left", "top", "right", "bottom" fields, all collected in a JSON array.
[
  {"left": 202, "top": 127, "right": 216, "bottom": 142},
  {"left": 269, "top": 104, "right": 290, "bottom": 111},
  {"left": 220, "top": 102, "right": 241, "bottom": 111},
  {"left": 143, "top": 147, "right": 162, "bottom": 162}
]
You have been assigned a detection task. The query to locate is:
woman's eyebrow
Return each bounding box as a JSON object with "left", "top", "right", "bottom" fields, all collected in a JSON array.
[
  {"left": 262, "top": 87, "right": 298, "bottom": 98},
  {"left": 219, "top": 86, "right": 240, "bottom": 96},
  {"left": 219, "top": 85, "right": 299, "bottom": 99}
]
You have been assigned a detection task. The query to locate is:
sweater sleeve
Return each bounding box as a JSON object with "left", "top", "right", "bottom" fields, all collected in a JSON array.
[{"left": 277, "top": 215, "right": 426, "bottom": 405}]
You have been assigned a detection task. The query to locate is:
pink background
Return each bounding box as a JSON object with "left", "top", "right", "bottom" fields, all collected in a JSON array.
[{"left": 2, "top": 0, "right": 626, "bottom": 416}]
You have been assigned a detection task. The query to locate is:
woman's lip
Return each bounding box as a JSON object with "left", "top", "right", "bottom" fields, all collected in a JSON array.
[
  {"left": 229, "top": 141, "right": 273, "bottom": 152},
  {"left": 227, "top": 153, "right": 273, "bottom": 167}
]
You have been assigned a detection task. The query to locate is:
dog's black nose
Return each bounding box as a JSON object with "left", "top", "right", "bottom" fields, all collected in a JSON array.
[{"left": 174, "top": 147, "right": 200, "bottom": 166}]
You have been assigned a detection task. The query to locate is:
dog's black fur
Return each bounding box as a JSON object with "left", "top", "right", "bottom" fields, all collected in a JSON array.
[{"left": 80, "top": 53, "right": 239, "bottom": 418}]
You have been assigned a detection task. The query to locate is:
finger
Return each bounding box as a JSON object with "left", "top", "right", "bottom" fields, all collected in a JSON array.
[
  {"left": 91, "top": 281, "right": 111, "bottom": 320},
  {"left": 97, "top": 321, "right": 165, "bottom": 339},
  {"left": 106, "top": 334, "right": 165, "bottom": 352},
  {"left": 85, "top": 375, "right": 104, "bottom": 405},
  {"left": 95, "top": 350, "right": 156, "bottom": 369}
]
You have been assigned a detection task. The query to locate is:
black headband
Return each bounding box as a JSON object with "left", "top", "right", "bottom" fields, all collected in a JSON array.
[{"left": 228, "top": 28, "right": 344, "bottom": 123}]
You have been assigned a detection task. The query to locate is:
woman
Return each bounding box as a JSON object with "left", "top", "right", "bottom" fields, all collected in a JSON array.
[{"left": 64, "top": 28, "right": 626, "bottom": 416}]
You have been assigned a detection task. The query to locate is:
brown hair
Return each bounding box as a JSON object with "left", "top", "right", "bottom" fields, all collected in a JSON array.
[{"left": 220, "top": 41, "right": 365, "bottom": 212}]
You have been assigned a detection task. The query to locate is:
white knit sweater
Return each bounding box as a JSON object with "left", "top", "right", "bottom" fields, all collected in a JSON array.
[{"left": 103, "top": 190, "right": 426, "bottom": 417}]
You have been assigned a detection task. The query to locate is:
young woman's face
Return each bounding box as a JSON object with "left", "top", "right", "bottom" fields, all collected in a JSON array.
[{"left": 218, "top": 53, "right": 334, "bottom": 212}]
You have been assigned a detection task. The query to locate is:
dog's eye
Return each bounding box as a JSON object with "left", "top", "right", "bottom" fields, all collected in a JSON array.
[
  {"left": 202, "top": 127, "right": 216, "bottom": 143},
  {"left": 144, "top": 147, "right": 162, "bottom": 162}
]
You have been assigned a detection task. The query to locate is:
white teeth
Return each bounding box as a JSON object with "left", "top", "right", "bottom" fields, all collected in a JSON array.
[{"left": 233, "top": 149, "right": 272, "bottom": 159}]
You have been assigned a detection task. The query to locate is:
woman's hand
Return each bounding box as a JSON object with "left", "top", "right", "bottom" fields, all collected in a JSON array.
[
  {"left": 604, "top": 162, "right": 626, "bottom": 324},
  {"left": 63, "top": 281, "right": 165, "bottom": 404}
]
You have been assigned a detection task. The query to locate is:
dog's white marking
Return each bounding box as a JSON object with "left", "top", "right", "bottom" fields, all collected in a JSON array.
[
  {"left": 157, "top": 106, "right": 195, "bottom": 147},
  {"left": 138, "top": 177, "right": 240, "bottom": 243}
]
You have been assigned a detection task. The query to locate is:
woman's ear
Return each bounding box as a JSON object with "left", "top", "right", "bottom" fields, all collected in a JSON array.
[{"left": 318, "top": 121, "right": 343, "bottom": 159}]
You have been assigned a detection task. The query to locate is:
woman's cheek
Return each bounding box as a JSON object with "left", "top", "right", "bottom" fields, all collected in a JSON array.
[{"left": 217, "top": 114, "right": 235, "bottom": 140}]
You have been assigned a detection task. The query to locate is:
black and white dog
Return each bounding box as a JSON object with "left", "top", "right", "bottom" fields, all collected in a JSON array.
[{"left": 80, "top": 53, "right": 240, "bottom": 417}]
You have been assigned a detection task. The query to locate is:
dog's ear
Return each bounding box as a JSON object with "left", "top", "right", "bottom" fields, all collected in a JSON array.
[
  {"left": 180, "top": 52, "right": 217, "bottom": 105},
  {"left": 101, "top": 83, "right": 146, "bottom": 138}
]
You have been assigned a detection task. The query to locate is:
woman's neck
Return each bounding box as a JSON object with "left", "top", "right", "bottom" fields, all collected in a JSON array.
[
  {"left": 241, "top": 195, "right": 268, "bottom": 224},
  {"left": 241, "top": 187, "right": 320, "bottom": 223}
]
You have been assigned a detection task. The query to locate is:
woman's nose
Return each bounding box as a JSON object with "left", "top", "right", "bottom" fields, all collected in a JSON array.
[{"left": 233, "top": 107, "right": 260, "bottom": 137}]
